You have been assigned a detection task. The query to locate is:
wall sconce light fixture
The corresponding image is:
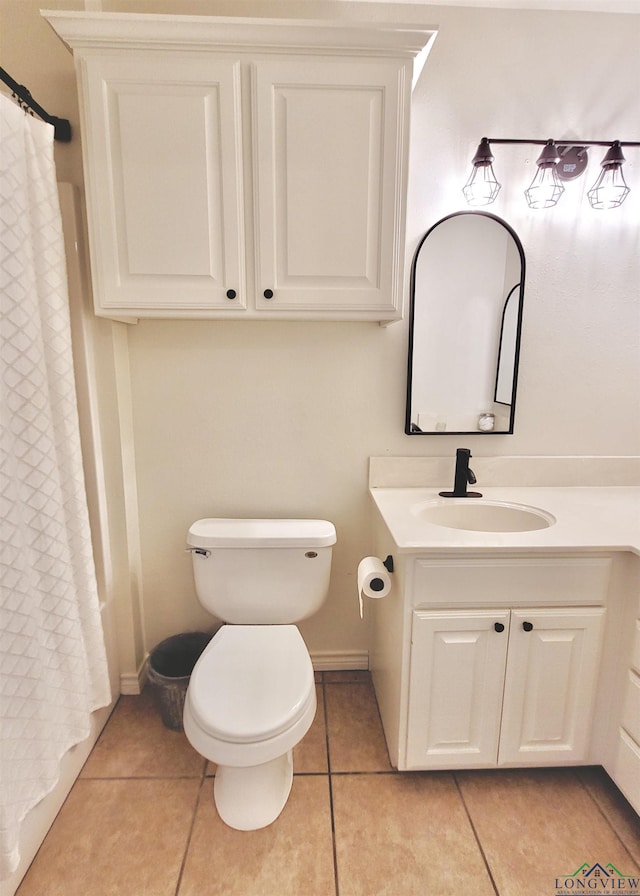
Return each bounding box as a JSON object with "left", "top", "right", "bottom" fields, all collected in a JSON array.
[
  {"left": 464, "top": 137, "right": 640, "bottom": 210},
  {"left": 524, "top": 140, "right": 565, "bottom": 209},
  {"left": 587, "top": 142, "right": 630, "bottom": 209},
  {"left": 462, "top": 138, "right": 501, "bottom": 206}
]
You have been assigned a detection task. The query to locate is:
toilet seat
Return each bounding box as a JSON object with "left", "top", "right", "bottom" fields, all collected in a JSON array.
[{"left": 187, "top": 625, "right": 314, "bottom": 744}]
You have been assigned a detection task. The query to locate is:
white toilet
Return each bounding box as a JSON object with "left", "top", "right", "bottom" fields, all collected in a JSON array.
[{"left": 183, "top": 518, "right": 336, "bottom": 830}]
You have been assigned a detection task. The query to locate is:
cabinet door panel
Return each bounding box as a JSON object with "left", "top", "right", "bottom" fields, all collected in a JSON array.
[
  {"left": 81, "top": 54, "right": 244, "bottom": 313},
  {"left": 252, "top": 58, "right": 406, "bottom": 315},
  {"left": 406, "top": 610, "right": 509, "bottom": 769},
  {"left": 117, "top": 92, "right": 217, "bottom": 277},
  {"left": 499, "top": 608, "right": 605, "bottom": 765}
]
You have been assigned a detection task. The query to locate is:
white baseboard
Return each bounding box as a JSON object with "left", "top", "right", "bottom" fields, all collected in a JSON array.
[
  {"left": 310, "top": 650, "right": 369, "bottom": 671},
  {"left": 120, "top": 650, "right": 368, "bottom": 693},
  {"left": 120, "top": 656, "right": 148, "bottom": 695}
]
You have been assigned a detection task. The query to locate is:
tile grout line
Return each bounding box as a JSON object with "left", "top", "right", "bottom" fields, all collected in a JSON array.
[
  {"left": 453, "top": 772, "right": 501, "bottom": 896},
  {"left": 80, "top": 774, "right": 206, "bottom": 781},
  {"left": 575, "top": 768, "right": 640, "bottom": 871},
  {"left": 173, "top": 759, "right": 208, "bottom": 896},
  {"left": 322, "top": 675, "right": 341, "bottom": 896},
  {"left": 329, "top": 769, "right": 398, "bottom": 776}
]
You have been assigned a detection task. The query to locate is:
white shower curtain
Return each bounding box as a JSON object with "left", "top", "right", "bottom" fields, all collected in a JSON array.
[{"left": 0, "top": 94, "right": 111, "bottom": 879}]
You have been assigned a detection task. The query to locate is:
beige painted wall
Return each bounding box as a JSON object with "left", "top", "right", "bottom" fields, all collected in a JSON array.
[{"left": 3, "top": 1, "right": 639, "bottom": 673}]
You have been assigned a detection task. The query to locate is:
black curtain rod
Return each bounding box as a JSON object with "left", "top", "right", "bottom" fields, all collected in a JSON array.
[{"left": 0, "top": 66, "right": 71, "bottom": 142}]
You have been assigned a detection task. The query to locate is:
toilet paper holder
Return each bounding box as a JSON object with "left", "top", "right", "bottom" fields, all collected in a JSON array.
[{"left": 357, "top": 555, "right": 393, "bottom": 619}]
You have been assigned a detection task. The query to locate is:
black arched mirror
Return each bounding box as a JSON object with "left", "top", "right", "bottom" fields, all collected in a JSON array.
[{"left": 405, "top": 211, "right": 525, "bottom": 435}]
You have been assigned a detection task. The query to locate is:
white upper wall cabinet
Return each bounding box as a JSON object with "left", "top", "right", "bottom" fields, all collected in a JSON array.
[
  {"left": 43, "top": 10, "right": 436, "bottom": 322},
  {"left": 80, "top": 54, "right": 246, "bottom": 315},
  {"left": 252, "top": 58, "right": 403, "bottom": 315}
]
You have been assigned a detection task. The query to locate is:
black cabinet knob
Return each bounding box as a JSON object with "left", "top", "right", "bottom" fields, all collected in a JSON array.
[
  {"left": 226, "top": 289, "right": 237, "bottom": 300},
  {"left": 263, "top": 289, "right": 274, "bottom": 299},
  {"left": 494, "top": 622, "right": 505, "bottom": 633},
  {"left": 522, "top": 621, "right": 534, "bottom": 632}
]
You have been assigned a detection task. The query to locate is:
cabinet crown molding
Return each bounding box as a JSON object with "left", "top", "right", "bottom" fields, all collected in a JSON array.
[{"left": 42, "top": 9, "right": 437, "bottom": 58}]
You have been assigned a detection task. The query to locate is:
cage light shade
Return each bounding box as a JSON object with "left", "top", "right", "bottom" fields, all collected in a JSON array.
[
  {"left": 525, "top": 140, "right": 565, "bottom": 208},
  {"left": 463, "top": 164, "right": 501, "bottom": 205},
  {"left": 524, "top": 166, "right": 565, "bottom": 208},
  {"left": 587, "top": 142, "right": 630, "bottom": 209},
  {"left": 463, "top": 139, "right": 501, "bottom": 206}
]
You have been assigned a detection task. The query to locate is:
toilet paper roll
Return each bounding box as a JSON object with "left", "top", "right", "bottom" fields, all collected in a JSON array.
[{"left": 357, "top": 557, "right": 392, "bottom": 618}]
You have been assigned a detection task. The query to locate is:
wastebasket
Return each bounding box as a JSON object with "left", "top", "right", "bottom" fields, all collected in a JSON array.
[{"left": 147, "top": 631, "right": 212, "bottom": 731}]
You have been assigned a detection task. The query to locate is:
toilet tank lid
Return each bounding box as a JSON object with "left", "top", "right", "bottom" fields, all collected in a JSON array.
[{"left": 187, "top": 518, "right": 337, "bottom": 548}]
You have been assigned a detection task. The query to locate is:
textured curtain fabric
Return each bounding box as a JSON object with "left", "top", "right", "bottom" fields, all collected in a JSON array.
[{"left": 0, "top": 94, "right": 111, "bottom": 879}]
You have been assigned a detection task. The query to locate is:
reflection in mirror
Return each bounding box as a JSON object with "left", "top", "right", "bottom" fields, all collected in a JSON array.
[
  {"left": 406, "top": 212, "right": 525, "bottom": 435},
  {"left": 495, "top": 284, "right": 520, "bottom": 405}
]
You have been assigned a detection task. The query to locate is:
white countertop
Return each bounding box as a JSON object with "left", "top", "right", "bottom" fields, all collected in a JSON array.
[{"left": 370, "top": 486, "right": 640, "bottom": 554}]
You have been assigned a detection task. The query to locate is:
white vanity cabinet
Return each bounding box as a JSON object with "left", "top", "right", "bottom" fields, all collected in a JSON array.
[
  {"left": 369, "top": 550, "right": 611, "bottom": 772},
  {"left": 407, "top": 606, "right": 605, "bottom": 770},
  {"left": 45, "top": 11, "right": 435, "bottom": 321}
]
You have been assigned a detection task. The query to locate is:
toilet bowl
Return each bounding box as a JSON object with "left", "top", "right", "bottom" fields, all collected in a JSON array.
[
  {"left": 183, "top": 624, "right": 317, "bottom": 830},
  {"left": 184, "top": 517, "right": 336, "bottom": 830}
]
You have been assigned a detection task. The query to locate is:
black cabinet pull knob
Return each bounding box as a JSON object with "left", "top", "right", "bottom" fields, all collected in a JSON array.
[
  {"left": 263, "top": 289, "right": 274, "bottom": 299},
  {"left": 494, "top": 622, "right": 505, "bottom": 633},
  {"left": 226, "top": 289, "right": 237, "bottom": 300},
  {"left": 522, "top": 621, "right": 534, "bottom": 632}
]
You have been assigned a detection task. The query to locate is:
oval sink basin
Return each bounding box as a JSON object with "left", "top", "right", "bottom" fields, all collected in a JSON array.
[{"left": 412, "top": 499, "right": 555, "bottom": 532}]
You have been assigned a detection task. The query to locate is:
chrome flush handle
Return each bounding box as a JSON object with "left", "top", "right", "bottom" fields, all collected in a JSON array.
[{"left": 185, "top": 547, "right": 211, "bottom": 558}]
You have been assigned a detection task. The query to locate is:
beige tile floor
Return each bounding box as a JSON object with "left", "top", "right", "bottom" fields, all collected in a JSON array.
[{"left": 17, "top": 672, "right": 640, "bottom": 896}]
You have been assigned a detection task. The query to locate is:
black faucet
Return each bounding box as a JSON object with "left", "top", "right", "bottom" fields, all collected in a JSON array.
[{"left": 439, "top": 448, "right": 483, "bottom": 498}]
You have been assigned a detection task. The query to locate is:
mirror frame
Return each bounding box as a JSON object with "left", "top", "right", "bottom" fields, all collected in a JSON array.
[{"left": 405, "top": 211, "right": 526, "bottom": 436}]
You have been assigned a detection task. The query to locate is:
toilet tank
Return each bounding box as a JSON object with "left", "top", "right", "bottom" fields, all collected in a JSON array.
[{"left": 187, "top": 519, "right": 336, "bottom": 624}]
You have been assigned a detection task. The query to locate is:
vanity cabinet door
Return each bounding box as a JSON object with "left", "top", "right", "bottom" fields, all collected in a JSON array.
[
  {"left": 498, "top": 608, "right": 605, "bottom": 766},
  {"left": 406, "top": 610, "right": 510, "bottom": 769},
  {"left": 79, "top": 54, "right": 245, "bottom": 317},
  {"left": 251, "top": 57, "right": 406, "bottom": 320}
]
